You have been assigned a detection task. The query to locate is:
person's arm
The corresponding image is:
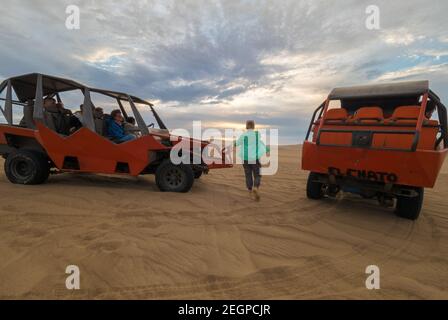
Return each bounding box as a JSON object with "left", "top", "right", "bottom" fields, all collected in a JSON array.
[
  {"left": 128, "top": 125, "right": 141, "bottom": 132},
  {"left": 109, "top": 121, "right": 126, "bottom": 139}
]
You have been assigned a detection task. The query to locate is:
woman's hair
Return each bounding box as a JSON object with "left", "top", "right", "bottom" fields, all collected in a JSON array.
[
  {"left": 246, "top": 120, "right": 255, "bottom": 129},
  {"left": 111, "top": 109, "right": 122, "bottom": 119}
]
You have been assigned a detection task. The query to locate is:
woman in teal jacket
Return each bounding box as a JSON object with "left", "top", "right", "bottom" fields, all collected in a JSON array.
[{"left": 233, "top": 120, "right": 269, "bottom": 201}]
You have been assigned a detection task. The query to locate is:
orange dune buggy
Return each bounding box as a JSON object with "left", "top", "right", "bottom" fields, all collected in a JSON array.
[
  {"left": 302, "top": 81, "right": 448, "bottom": 220},
  {"left": 0, "top": 73, "right": 230, "bottom": 192}
]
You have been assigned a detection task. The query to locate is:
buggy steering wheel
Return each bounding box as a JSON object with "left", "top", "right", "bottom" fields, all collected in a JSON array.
[{"left": 147, "top": 123, "right": 155, "bottom": 128}]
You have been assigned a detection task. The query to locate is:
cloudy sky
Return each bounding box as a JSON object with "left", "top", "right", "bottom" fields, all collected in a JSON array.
[{"left": 1, "top": 0, "right": 447, "bottom": 143}]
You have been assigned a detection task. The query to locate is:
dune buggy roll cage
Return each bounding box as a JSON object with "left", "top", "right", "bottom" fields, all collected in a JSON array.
[
  {"left": 305, "top": 81, "right": 448, "bottom": 152},
  {"left": 0, "top": 73, "right": 167, "bottom": 134}
]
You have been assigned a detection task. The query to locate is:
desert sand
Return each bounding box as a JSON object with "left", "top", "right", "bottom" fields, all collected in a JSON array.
[{"left": 0, "top": 145, "right": 447, "bottom": 299}]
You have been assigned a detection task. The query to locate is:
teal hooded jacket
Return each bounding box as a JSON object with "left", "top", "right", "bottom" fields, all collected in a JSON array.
[{"left": 235, "top": 130, "right": 269, "bottom": 162}]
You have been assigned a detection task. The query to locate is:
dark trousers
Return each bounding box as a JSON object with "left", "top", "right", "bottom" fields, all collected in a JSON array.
[{"left": 243, "top": 160, "right": 261, "bottom": 190}]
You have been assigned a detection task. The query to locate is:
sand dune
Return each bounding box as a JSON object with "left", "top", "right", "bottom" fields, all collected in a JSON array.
[{"left": 0, "top": 145, "right": 447, "bottom": 299}]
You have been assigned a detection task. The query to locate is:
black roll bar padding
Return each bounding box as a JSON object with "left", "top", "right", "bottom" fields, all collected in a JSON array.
[
  {"left": 5, "top": 80, "right": 12, "bottom": 125},
  {"left": 0, "top": 82, "right": 7, "bottom": 120},
  {"left": 0, "top": 83, "right": 6, "bottom": 120},
  {"left": 411, "top": 130, "right": 420, "bottom": 151},
  {"left": 316, "top": 128, "right": 419, "bottom": 152},
  {"left": 116, "top": 98, "right": 129, "bottom": 120},
  {"left": 435, "top": 135, "right": 444, "bottom": 149},
  {"left": 430, "top": 91, "right": 448, "bottom": 149},
  {"left": 0, "top": 80, "right": 6, "bottom": 94},
  {"left": 127, "top": 95, "right": 149, "bottom": 136},
  {"left": 150, "top": 105, "right": 168, "bottom": 130},
  {"left": 305, "top": 102, "right": 324, "bottom": 141}
]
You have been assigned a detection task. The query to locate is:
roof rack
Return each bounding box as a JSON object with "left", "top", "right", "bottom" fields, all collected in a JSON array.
[{"left": 329, "top": 80, "right": 429, "bottom": 100}]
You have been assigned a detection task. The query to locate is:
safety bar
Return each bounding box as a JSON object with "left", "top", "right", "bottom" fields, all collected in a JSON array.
[
  {"left": 305, "top": 102, "right": 324, "bottom": 141},
  {"left": 0, "top": 97, "right": 28, "bottom": 106}
]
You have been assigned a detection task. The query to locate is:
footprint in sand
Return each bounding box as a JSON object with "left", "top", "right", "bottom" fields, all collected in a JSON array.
[{"left": 88, "top": 240, "right": 121, "bottom": 252}]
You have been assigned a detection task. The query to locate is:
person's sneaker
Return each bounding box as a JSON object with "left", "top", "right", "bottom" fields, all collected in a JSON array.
[{"left": 253, "top": 189, "right": 260, "bottom": 202}]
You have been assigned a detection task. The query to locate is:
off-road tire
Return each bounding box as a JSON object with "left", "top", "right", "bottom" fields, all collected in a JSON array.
[
  {"left": 395, "top": 187, "right": 424, "bottom": 220},
  {"left": 193, "top": 170, "right": 203, "bottom": 179},
  {"left": 306, "top": 172, "right": 324, "bottom": 199},
  {"left": 5, "top": 150, "right": 50, "bottom": 185},
  {"left": 155, "top": 159, "right": 194, "bottom": 192}
]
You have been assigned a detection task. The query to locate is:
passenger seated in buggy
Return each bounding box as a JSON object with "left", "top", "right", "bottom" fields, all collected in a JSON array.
[
  {"left": 42, "top": 97, "right": 82, "bottom": 135},
  {"left": 106, "top": 109, "right": 136, "bottom": 143}
]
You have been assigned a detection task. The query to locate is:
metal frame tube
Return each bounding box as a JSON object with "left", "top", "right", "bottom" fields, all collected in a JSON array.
[
  {"left": 82, "top": 88, "right": 96, "bottom": 132},
  {"left": 127, "top": 95, "right": 149, "bottom": 135}
]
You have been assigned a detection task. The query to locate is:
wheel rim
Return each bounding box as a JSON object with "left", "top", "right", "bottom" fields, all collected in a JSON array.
[
  {"left": 11, "top": 159, "right": 32, "bottom": 179},
  {"left": 164, "top": 167, "right": 185, "bottom": 188}
]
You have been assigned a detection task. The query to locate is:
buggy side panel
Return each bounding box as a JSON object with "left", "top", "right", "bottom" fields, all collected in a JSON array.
[
  {"left": 302, "top": 141, "right": 447, "bottom": 188},
  {"left": 34, "top": 123, "right": 170, "bottom": 175},
  {"left": 0, "top": 125, "right": 43, "bottom": 154}
]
